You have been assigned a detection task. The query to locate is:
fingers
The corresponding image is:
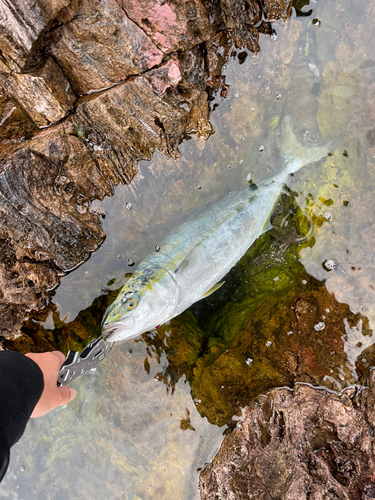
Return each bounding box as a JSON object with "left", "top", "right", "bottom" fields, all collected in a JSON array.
[
  {"left": 57, "top": 385, "right": 76, "bottom": 407},
  {"left": 25, "top": 351, "right": 77, "bottom": 418},
  {"left": 51, "top": 350, "right": 66, "bottom": 367}
]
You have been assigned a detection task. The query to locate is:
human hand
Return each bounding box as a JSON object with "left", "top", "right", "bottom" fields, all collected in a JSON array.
[{"left": 25, "top": 351, "right": 76, "bottom": 418}]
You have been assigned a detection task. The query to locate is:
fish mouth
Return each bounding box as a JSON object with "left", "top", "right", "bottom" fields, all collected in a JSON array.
[{"left": 102, "top": 316, "right": 135, "bottom": 338}]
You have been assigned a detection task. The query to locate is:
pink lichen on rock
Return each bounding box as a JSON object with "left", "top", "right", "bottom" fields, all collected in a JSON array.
[
  {"left": 167, "top": 62, "right": 182, "bottom": 84},
  {"left": 150, "top": 60, "right": 182, "bottom": 94},
  {"left": 117, "top": 0, "right": 214, "bottom": 52}
]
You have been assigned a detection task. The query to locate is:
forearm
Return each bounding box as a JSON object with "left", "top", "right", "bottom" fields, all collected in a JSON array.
[{"left": 0, "top": 351, "right": 44, "bottom": 481}]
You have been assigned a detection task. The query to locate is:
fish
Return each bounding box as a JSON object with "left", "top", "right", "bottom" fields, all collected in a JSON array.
[{"left": 102, "top": 116, "right": 333, "bottom": 342}]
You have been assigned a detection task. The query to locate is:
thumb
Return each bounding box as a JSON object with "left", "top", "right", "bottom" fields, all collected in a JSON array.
[{"left": 57, "top": 386, "right": 76, "bottom": 407}]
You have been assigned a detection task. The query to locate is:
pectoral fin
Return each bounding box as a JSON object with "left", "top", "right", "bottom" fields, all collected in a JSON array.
[
  {"left": 201, "top": 281, "right": 225, "bottom": 298},
  {"left": 175, "top": 243, "right": 202, "bottom": 274}
]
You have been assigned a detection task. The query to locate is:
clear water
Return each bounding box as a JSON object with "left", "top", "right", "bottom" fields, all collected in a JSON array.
[{"left": 3, "top": 0, "right": 375, "bottom": 497}]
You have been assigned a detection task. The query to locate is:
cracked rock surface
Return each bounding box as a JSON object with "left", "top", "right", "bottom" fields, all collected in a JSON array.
[{"left": 199, "top": 372, "right": 375, "bottom": 500}]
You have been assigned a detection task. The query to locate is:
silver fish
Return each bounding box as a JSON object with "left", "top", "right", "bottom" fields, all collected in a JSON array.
[{"left": 102, "top": 117, "right": 332, "bottom": 342}]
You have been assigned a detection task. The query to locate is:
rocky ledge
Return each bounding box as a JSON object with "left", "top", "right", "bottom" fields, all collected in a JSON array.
[{"left": 200, "top": 371, "right": 375, "bottom": 500}]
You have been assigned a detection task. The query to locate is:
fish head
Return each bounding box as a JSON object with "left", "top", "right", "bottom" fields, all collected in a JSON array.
[{"left": 102, "top": 264, "right": 179, "bottom": 342}]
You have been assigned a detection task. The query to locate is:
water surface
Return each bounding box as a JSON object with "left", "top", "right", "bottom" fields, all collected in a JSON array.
[{"left": 3, "top": 0, "right": 375, "bottom": 497}]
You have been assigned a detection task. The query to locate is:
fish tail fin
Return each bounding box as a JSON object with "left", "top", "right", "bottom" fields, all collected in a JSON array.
[{"left": 280, "top": 116, "right": 335, "bottom": 175}]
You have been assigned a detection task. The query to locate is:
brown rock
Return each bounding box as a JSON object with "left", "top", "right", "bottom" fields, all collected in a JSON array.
[
  {"left": 0, "top": 238, "right": 58, "bottom": 340},
  {"left": 0, "top": 91, "right": 37, "bottom": 146},
  {"left": 5, "top": 57, "right": 76, "bottom": 127},
  {"left": 0, "top": 125, "right": 107, "bottom": 271},
  {"left": 72, "top": 63, "right": 211, "bottom": 169},
  {"left": 0, "top": 123, "right": 118, "bottom": 338},
  {"left": 0, "top": 0, "right": 70, "bottom": 71},
  {"left": 199, "top": 380, "right": 375, "bottom": 499},
  {"left": 49, "top": 0, "right": 164, "bottom": 95},
  {"left": 260, "top": 0, "right": 292, "bottom": 21}
]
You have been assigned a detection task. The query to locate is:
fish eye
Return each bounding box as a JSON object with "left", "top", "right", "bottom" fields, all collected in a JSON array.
[{"left": 126, "top": 298, "right": 138, "bottom": 310}]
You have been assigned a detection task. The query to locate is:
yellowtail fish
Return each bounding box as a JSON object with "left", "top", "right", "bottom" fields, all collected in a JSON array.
[{"left": 102, "top": 117, "right": 333, "bottom": 342}]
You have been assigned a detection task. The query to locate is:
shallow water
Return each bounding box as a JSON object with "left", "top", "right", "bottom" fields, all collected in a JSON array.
[{"left": 3, "top": 0, "right": 375, "bottom": 497}]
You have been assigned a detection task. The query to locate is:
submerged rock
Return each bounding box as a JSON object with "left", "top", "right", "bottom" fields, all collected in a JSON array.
[{"left": 199, "top": 373, "right": 375, "bottom": 499}]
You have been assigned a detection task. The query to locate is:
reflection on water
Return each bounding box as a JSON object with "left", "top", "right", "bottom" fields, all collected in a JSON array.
[{"left": 4, "top": 0, "right": 375, "bottom": 497}]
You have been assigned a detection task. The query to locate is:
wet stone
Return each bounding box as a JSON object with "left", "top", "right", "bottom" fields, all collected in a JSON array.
[
  {"left": 0, "top": 0, "right": 70, "bottom": 71},
  {"left": 48, "top": 0, "right": 164, "bottom": 95},
  {"left": 199, "top": 378, "right": 375, "bottom": 500},
  {"left": 5, "top": 57, "right": 76, "bottom": 127}
]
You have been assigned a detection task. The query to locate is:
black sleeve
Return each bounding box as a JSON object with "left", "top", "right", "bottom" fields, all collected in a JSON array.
[{"left": 0, "top": 351, "right": 44, "bottom": 482}]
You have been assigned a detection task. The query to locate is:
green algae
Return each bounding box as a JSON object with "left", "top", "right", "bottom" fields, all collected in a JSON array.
[{"left": 73, "top": 124, "right": 89, "bottom": 140}]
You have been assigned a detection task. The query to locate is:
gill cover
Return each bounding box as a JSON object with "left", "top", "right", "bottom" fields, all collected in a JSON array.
[{"left": 102, "top": 264, "right": 180, "bottom": 342}]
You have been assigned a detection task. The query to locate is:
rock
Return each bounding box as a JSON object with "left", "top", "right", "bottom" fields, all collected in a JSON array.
[
  {"left": 199, "top": 378, "right": 375, "bottom": 499},
  {"left": 49, "top": 0, "right": 164, "bottom": 95},
  {"left": 0, "top": 238, "right": 58, "bottom": 342},
  {"left": 260, "top": 0, "right": 292, "bottom": 21},
  {"left": 0, "top": 124, "right": 110, "bottom": 338},
  {"left": 0, "top": 125, "right": 106, "bottom": 269},
  {"left": 117, "top": 0, "right": 217, "bottom": 52},
  {"left": 5, "top": 57, "right": 76, "bottom": 127},
  {"left": 0, "top": 91, "right": 37, "bottom": 147},
  {"left": 71, "top": 61, "right": 211, "bottom": 168},
  {"left": 0, "top": 0, "right": 70, "bottom": 71}
]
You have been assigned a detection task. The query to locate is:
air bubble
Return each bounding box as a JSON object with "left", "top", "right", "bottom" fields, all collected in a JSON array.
[
  {"left": 20, "top": 466, "right": 25, "bottom": 472},
  {"left": 323, "top": 212, "right": 333, "bottom": 221},
  {"left": 127, "top": 259, "right": 135, "bottom": 267},
  {"left": 323, "top": 259, "right": 336, "bottom": 271},
  {"left": 276, "top": 93, "right": 281, "bottom": 100},
  {"left": 314, "top": 322, "right": 325, "bottom": 332},
  {"left": 125, "top": 202, "right": 133, "bottom": 210},
  {"left": 259, "top": 145, "right": 265, "bottom": 152},
  {"left": 155, "top": 245, "right": 160, "bottom": 252}
]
